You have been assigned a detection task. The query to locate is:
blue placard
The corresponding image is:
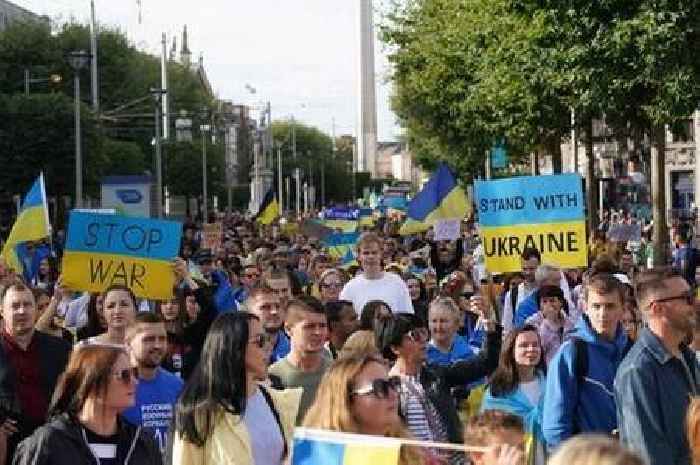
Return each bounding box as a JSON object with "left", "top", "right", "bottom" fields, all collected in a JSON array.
[
  {"left": 382, "top": 195, "right": 408, "bottom": 210},
  {"left": 491, "top": 144, "right": 507, "bottom": 169},
  {"left": 65, "top": 211, "right": 182, "bottom": 260},
  {"left": 475, "top": 174, "right": 584, "bottom": 227},
  {"left": 324, "top": 208, "right": 360, "bottom": 220}
]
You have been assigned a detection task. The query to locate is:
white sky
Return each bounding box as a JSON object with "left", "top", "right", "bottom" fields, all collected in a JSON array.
[{"left": 13, "top": 0, "right": 400, "bottom": 140}]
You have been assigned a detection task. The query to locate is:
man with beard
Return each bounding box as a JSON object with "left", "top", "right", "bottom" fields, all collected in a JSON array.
[
  {"left": 615, "top": 272, "right": 700, "bottom": 465},
  {"left": 245, "top": 286, "right": 290, "bottom": 363},
  {"left": 123, "top": 313, "right": 184, "bottom": 455}
]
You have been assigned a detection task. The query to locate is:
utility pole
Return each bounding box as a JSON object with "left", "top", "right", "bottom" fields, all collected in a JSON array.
[
  {"left": 74, "top": 69, "right": 83, "bottom": 209},
  {"left": 151, "top": 88, "right": 166, "bottom": 218},
  {"left": 277, "top": 146, "right": 283, "bottom": 213},
  {"left": 201, "top": 123, "right": 209, "bottom": 222},
  {"left": 161, "top": 33, "right": 169, "bottom": 139},
  {"left": 571, "top": 108, "right": 578, "bottom": 173},
  {"left": 24, "top": 69, "right": 29, "bottom": 96},
  {"left": 651, "top": 125, "right": 668, "bottom": 266},
  {"left": 90, "top": 0, "right": 99, "bottom": 112},
  {"left": 293, "top": 116, "right": 300, "bottom": 217},
  {"left": 485, "top": 149, "right": 492, "bottom": 180}
]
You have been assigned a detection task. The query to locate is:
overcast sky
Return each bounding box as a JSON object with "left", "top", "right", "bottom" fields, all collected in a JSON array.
[{"left": 14, "top": 0, "right": 400, "bottom": 140}]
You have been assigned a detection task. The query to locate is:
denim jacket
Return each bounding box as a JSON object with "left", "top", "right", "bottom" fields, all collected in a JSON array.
[{"left": 614, "top": 328, "right": 700, "bottom": 465}]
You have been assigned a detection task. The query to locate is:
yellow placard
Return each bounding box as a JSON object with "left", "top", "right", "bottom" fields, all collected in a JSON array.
[
  {"left": 62, "top": 251, "right": 175, "bottom": 300},
  {"left": 481, "top": 221, "right": 588, "bottom": 272}
]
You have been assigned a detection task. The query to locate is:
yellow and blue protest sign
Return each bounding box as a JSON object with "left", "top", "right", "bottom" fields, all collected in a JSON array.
[
  {"left": 61, "top": 211, "right": 182, "bottom": 299},
  {"left": 475, "top": 174, "right": 587, "bottom": 272}
]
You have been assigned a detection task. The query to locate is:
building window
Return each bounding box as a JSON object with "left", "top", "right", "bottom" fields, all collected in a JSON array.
[{"left": 671, "top": 119, "right": 694, "bottom": 143}]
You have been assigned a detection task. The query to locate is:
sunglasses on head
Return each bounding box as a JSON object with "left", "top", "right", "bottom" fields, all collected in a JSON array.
[
  {"left": 113, "top": 367, "right": 138, "bottom": 385},
  {"left": 351, "top": 376, "right": 401, "bottom": 399},
  {"left": 249, "top": 333, "right": 273, "bottom": 349}
]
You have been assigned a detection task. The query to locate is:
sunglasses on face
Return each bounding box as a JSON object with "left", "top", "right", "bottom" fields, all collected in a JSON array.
[
  {"left": 652, "top": 292, "right": 695, "bottom": 306},
  {"left": 322, "top": 282, "right": 343, "bottom": 289},
  {"left": 352, "top": 376, "right": 401, "bottom": 399},
  {"left": 406, "top": 327, "right": 429, "bottom": 343},
  {"left": 113, "top": 367, "right": 138, "bottom": 385},
  {"left": 248, "top": 333, "right": 273, "bottom": 349}
]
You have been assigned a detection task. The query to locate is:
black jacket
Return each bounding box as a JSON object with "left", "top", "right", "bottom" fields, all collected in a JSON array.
[
  {"left": 421, "top": 326, "right": 502, "bottom": 443},
  {"left": 181, "top": 287, "right": 217, "bottom": 380},
  {"left": 13, "top": 414, "right": 162, "bottom": 465},
  {"left": 0, "top": 331, "right": 71, "bottom": 464}
]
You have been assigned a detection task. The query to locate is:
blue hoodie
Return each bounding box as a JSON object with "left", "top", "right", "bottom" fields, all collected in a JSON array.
[{"left": 542, "top": 314, "right": 629, "bottom": 449}]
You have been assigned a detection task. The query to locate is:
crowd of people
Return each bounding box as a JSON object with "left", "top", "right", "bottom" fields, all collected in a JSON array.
[{"left": 0, "top": 210, "right": 698, "bottom": 465}]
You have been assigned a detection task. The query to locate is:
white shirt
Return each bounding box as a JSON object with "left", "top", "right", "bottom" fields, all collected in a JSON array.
[{"left": 340, "top": 271, "right": 414, "bottom": 314}]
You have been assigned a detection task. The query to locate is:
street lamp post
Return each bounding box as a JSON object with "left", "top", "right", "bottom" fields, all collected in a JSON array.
[
  {"left": 150, "top": 87, "right": 167, "bottom": 218},
  {"left": 200, "top": 109, "right": 211, "bottom": 222},
  {"left": 67, "top": 50, "right": 91, "bottom": 209}
]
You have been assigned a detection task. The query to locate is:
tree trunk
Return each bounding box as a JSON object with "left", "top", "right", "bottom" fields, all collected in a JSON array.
[
  {"left": 585, "top": 117, "right": 598, "bottom": 241},
  {"left": 651, "top": 124, "right": 669, "bottom": 267},
  {"left": 551, "top": 137, "right": 563, "bottom": 174}
]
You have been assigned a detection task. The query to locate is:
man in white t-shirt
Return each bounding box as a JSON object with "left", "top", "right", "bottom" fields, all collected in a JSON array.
[{"left": 340, "top": 232, "right": 414, "bottom": 314}]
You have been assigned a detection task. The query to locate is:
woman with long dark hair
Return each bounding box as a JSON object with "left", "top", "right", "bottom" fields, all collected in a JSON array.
[
  {"left": 76, "top": 293, "right": 106, "bottom": 342},
  {"left": 14, "top": 344, "right": 161, "bottom": 465},
  {"left": 172, "top": 312, "right": 301, "bottom": 465},
  {"left": 359, "top": 299, "right": 393, "bottom": 331},
  {"left": 481, "top": 325, "right": 546, "bottom": 465}
]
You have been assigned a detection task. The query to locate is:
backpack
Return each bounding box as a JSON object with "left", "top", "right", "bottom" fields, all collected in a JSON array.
[{"left": 573, "top": 337, "right": 634, "bottom": 383}]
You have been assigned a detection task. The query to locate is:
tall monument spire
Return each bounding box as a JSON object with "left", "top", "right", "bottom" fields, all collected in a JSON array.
[
  {"left": 181, "top": 25, "right": 192, "bottom": 68},
  {"left": 358, "top": 0, "right": 378, "bottom": 178}
]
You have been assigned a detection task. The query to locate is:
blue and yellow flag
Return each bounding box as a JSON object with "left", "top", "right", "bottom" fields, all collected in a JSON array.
[
  {"left": 407, "top": 162, "right": 469, "bottom": 224},
  {"left": 255, "top": 189, "right": 280, "bottom": 225},
  {"left": 293, "top": 428, "right": 400, "bottom": 465},
  {"left": 323, "top": 232, "right": 360, "bottom": 259},
  {"left": 1, "top": 174, "right": 51, "bottom": 273}
]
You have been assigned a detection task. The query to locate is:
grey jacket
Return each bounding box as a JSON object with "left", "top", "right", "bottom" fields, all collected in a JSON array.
[{"left": 614, "top": 328, "right": 700, "bottom": 465}]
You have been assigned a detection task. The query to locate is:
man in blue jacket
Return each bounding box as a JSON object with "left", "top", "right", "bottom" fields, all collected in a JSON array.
[
  {"left": 542, "top": 273, "right": 628, "bottom": 450},
  {"left": 615, "top": 272, "right": 699, "bottom": 465}
]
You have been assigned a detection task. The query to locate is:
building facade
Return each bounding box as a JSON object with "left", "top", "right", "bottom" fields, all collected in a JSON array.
[{"left": 0, "top": 0, "right": 45, "bottom": 32}]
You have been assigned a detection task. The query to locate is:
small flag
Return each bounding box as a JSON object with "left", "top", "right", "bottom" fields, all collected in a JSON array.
[
  {"left": 1, "top": 174, "right": 51, "bottom": 273},
  {"left": 254, "top": 189, "right": 280, "bottom": 225},
  {"left": 292, "top": 428, "right": 400, "bottom": 465}
]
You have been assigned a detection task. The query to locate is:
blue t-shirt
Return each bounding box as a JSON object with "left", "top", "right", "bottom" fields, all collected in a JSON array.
[
  {"left": 426, "top": 335, "right": 475, "bottom": 366},
  {"left": 122, "top": 368, "right": 184, "bottom": 454}
]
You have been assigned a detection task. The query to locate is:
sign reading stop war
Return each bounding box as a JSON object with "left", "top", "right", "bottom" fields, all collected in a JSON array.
[
  {"left": 475, "top": 174, "right": 587, "bottom": 273},
  {"left": 62, "top": 212, "right": 182, "bottom": 299}
]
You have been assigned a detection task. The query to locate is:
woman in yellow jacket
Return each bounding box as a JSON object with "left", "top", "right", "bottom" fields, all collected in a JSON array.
[{"left": 172, "top": 312, "right": 302, "bottom": 465}]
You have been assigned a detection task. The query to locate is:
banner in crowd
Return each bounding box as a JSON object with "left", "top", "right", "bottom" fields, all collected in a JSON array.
[
  {"left": 61, "top": 211, "right": 182, "bottom": 299},
  {"left": 324, "top": 207, "right": 360, "bottom": 220},
  {"left": 293, "top": 428, "right": 401, "bottom": 465},
  {"left": 323, "top": 232, "right": 360, "bottom": 259},
  {"left": 201, "top": 223, "right": 223, "bottom": 250},
  {"left": 475, "top": 174, "right": 587, "bottom": 272},
  {"left": 606, "top": 223, "right": 642, "bottom": 242}
]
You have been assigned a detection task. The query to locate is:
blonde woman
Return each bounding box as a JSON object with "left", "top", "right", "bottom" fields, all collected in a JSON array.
[
  {"left": 303, "top": 355, "right": 423, "bottom": 465},
  {"left": 548, "top": 435, "right": 643, "bottom": 465}
]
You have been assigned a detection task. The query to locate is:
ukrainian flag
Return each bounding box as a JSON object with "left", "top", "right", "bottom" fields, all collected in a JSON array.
[
  {"left": 1, "top": 174, "right": 51, "bottom": 273},
  {"left": 293, "top": 428, "right": 400, "bottom": 465},
  {"left": 323, "top": 232, "right": 360, "bottom": 259},
  {"left": 254, "top": 188, "right": 280, "bottom": 225},
  {"left": 407, "top": 162, "right": 469, "bottom": 224}
]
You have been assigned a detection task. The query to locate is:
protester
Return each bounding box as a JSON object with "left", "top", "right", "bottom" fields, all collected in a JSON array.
[
  {"left": 123, "top": 313, "right": 184, "bottom": 455},
  {"left": 481, "top": 325, "right": 546, "bottom": 465},
  {"left": 620, "top": 299, "right": 641, "bottom": 342},
  {"left": 75, "top": 293, "right": 106, "bottom": 341},
  {"left": 672, "top": 234, "right": 699, "bottom": 287},
  {"left": 32, "top": 285, "right": 73, "bottom": 343},
  {"left": 426, "top": 296, "right": 476, "bottom": 366},
  {"left": 155, "top": 293, "right": 188, "bottom": 377},
  {"left": 317, "top": 268, "right": 345, "bottom": 304},
  {"left": 0, "top": 279, "right": 71, "bottom": 465},
  {"left": 172, "top": 312, "right": 301, "bottom": 465},
  {"left": 340, "top": 232, "right": 414, "bottom": 314},
  {"left": 403, "top": 272, "right": 429, "bottom": 324},
  {"left": 13, "top": 344, "right": 162, "bottom": 465},
  {"left": 245, "top": 286, "right": 290, "bottom": 363},
  {"left": 464, "top": 411, "right": 526, "bottom": 465},
  {"left": 359, "top": 299, "right": 394, "bottom": 331},
  {"left": 303, "top": 354, "right": 424, "bottom": 465},
  {"left": 268, "top": 296, "right": 331, "bottom": 422},
  {"left": 514, "top": 264, "right": 570, "bottom": 328},
  {"left": 89, "top": 284, "right": 137, "bottom": 345},
  {"left": 430, "top": 237, "right": 464, "bottom": 282},
  {"left": 377, "top": 312, "right": 501, "bottom": 452},
  {"left": 263, "top": 269, "right": 294, "bottom": 311},
  {"left": 615, "top": 271, "right": 699, "bottom": 465},
  {"left": 338, "top": 329, "right": 380, "bottom": 359},
  {"left": 546, "top": 434, "right": 643, "bottom": 465},
  {"left": 524, "top": 285, "right": 577, "bottom": 365},
  {"left": 542, "top": 273, "right": 630, "bottom": 449},
  {"left": 324, "top": 299, "right": 359, "bottom": 359},
  {"left": 502, "top": 248, "right": 541, "bottom": 335}
]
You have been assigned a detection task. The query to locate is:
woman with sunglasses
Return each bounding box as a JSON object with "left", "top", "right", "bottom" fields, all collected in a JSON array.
[
  {"left": 377, "top": 313, "right": 501, "bottom": 463},
  {"left": 318, "top": 268, "right": 345, "bottom": 304},
  {"left": 303, "top": 354, "right": 423, "bottom": 465},
  {"left": 481, "top": 325, "right": 547, "bottom": 465},
  {"left": 14, "top": 344, "right": 162, "bottom": 465},
  {"left": 172, "top": 312, "right": 301, "bottom": 465}
]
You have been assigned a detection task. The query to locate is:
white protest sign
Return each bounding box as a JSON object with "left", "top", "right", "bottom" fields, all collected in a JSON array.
[{"left": 434, "top": 219, "right": 461, "bottom": 241}]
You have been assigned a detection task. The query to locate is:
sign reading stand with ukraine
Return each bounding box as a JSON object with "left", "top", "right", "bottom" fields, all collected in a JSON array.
[
  {"left": 475, "top": 174, "right": 587, "bottom": 273},
  {"left": 61, "top": 211, "right": 182, "bottom": 300}
]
